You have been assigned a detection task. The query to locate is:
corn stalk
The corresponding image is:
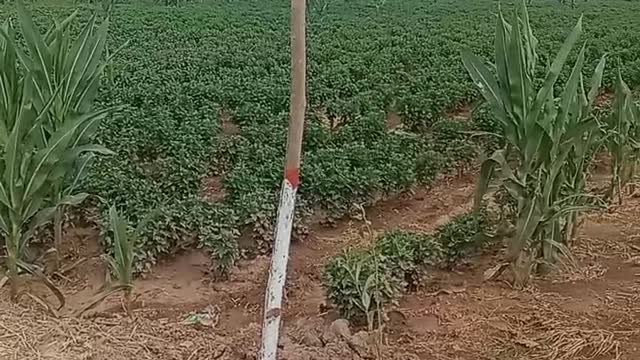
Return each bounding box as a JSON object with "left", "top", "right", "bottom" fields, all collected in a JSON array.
[
  {"left": 102, "top": 0, "right": 115, "bottom": 86},
  {"left": 602, "top": 68, "right": 640, "bottom": 205},
  {"left": 462, "top": 0, "right": 605, "bottom": 283},
  {"left": 14, "top": 2, "right": 122, "bottom": 267},
  {"left": 0, "top": 1, "right": 116, "bottom": 302}
]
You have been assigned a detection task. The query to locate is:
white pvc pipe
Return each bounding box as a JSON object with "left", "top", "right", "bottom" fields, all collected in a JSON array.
[{"left": 259, "top": 179, "right": 298, "bottom": 360}]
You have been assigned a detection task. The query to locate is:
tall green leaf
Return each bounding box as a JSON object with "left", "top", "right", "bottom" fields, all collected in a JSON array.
[{"left": 527, "top": 16, "right": 583, "bottom": 125}]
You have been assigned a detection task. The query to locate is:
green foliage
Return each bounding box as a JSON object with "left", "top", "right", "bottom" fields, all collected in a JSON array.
[
  {"left": 601, "top": 69, "right": 640, "bottom": 204},
  {"left": 75, "top": 205, "right": 155, "bottom": 317},
  {"left": 22, "top": 7, "right": 122, "bottom": 260},
  {"left": 89, "top": 0, "right": 640, "bottom": 272},
  {"left": 436, "top": 212, "right": 487, "bottom": 264},
  {"left": 0, "top": 1, "right": 114, "bottom": 300},
  {"left": 301, "top": 113, "right": 424, "bottom": 217},
  {"left": 98, "top": 198, "right": 240, "bottom": 275},
  {"left": 431, "top": 118, "right": 477, "bottom": 167},
  {"left": 324, "top": 249, "right": 400, "bottom": 326},
  {"left": 3, "top": 0, "right": 640, "bottom": 275},
  {"left": 325, "top": 214, "right": 486, "bottom": 322},
  {"left": 493, "top": 186, "right": 518, "bottom": 221},
  {"left": 107, "top": 205, "right": 137, "bottom": 288},
  {"left": 415, "top": 149, "right": 444, "bottom": 184},
  {"left": 183, "top": 200, "right": 240, "bottom": 276},
  {"left": 463, "top": 0, "right": 606, "bottom": 281},
  {"left": 374, "top": 230, "right": 442, "bottom": 288},
  {"left": 471, "top": 103, "right": 504, "bottom": 154}
]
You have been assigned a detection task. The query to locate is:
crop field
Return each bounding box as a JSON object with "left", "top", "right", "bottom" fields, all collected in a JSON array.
[
  {"left": 7, "top": 0, "right": 638, "bottom": 271},
  {"left": 1, "top": 0, "right": 640, "bottom": 359}
]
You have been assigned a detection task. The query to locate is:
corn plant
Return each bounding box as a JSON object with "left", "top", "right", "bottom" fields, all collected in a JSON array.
[
  {"left": 601, "top": 69, "right": 640, "bottom": 205},
  {"left": 626, "top": 100, "right": 640, "bottom": 194},
  {"left": 462, "top": 0, "right": 605, "bottom": 283},
  {"left": 106, "top": 205, "right": 137, "bottom": 315},
  {"left": 76, "top": 206, "right": 155, "bottom": 317},
  {"left": 324, "top": 249, "right": 399, "bottom": 329},
  {"left": 14, "top": 2, "right": 122, "bottom": 266},
  {"left": 0, "top": 1, "right": 115, "bottom": 304}
]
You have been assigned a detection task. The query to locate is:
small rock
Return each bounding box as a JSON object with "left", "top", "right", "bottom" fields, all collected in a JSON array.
[
  {"left": 318, "top": 300, "right": 331, "bottom": 313},
  {"left": 349, "top": 331, "right": 370, "bottom": 353},
  {"left": 386, "top": 309, "right": 408, "bottom": 326},
  {"left": 179, "top": 340, "right": 194, "bottom": 348},
  {"left": 278, "top": 333, "right": 294, "bottom": 348},
  {"left": 349, "top": 330, "right": 382, "bottom": 358},
  {"left": 301, "top": 333, "right": 323, "bottom": 348},
  {"left": 394, "top": 353, "right": 420, "bottom": 360},
  {"left": 213, "top": 345, "right": 229, "bottom": 358},
  {"left": 322, "top": 319, "right": 350, "bottom": 343},
  {"left": 329, "top": 319, "right": 351, "bottom": 338}
]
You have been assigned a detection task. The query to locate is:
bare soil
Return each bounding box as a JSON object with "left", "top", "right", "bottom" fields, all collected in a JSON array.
[
  {"left": 386, "top": 111, "right": 403, "bottom": 130},
  {"left": 201, "top": 175, "right": 227, "bottom": 203},
  {"left": 445, "top": 102, "right": 478, "bottom": 120},
  {"left": 1, "top": 173, "right": 640, "bottom": 360},
  {"left": 220, "top": 109, "right": 241, "bottom": 136}
]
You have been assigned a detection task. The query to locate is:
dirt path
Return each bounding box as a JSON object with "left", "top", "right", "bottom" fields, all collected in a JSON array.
[{"left": 2, "top": 173, "right": 640, "bottom": 360}]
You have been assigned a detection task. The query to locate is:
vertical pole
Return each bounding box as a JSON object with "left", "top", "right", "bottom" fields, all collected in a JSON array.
[{"left": 258, "top": 0, "right": 306, "bottom": 359}]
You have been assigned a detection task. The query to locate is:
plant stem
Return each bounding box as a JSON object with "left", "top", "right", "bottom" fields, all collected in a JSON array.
[
  {"left": 607, "top": 159, "right": 619, "bottom": 203},
  {"left": 7, "top": 255, "right": 18, "bottom": 301},
  {"left": 566, "top": 212, "right": 580, "bottom": 244},
  {"left": 124, "top": 288, "right": 132, "bottom": 316},
  {"left": 617, "top": 172, "right": 623, "bottom": 205},
  {"left": 54, "top": 206, "right": 64, "bottom": 269},
  {"left": 629, "top": 161, "right": 637, "bottom": 195},
  {"left": 6, "top": 229, "right": 20, "bottom": 301},
  {"left": 539, "top": 239, "right": 553, "bottom": 275}
]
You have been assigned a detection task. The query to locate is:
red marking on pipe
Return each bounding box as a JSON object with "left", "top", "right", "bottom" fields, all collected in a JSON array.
[{"left": 285, "top": 168, "right": 300, "bottom": 188}]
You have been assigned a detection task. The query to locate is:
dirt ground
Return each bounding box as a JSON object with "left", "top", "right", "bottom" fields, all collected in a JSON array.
[{"left": 1, "top": 173, "right": 640, "bottom": 360}]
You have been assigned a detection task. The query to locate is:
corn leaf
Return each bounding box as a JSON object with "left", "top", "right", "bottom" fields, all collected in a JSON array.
[
  {"left": 507, "top": 6, "right": 529, "bottom": 126},
  {"left": 557, "top": 43, "right": 586, "bottom": 133},
  {"left": 17, "top": 259, "right": 65, "bottom": 310},
  {"left": 495, "top": 7, "right": 511, "bottom": 108},
  {"left": 527, "top": 16, "right": 582, "bottom": 125},
  {"left": 508, "top": 196, "right": 542, "bottom": 261},
  {"left": 74, "top": 284, "right": 132, "bottom": 317},
  {"left": 17, "top": 0, "right": 54, "bottom": 96},
  {"left": 586, "top": 55, "right": 607, "bottom": 109}
]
